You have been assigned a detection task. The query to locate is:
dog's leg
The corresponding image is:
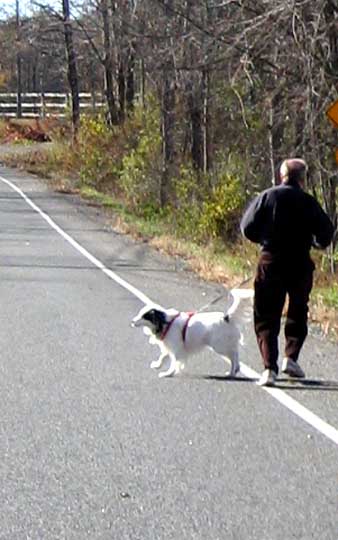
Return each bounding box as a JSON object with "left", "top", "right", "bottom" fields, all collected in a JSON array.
[
  {"left": 212, "top": 339, "right": 240, "bottom": 378},
  {"left": 225, "top": 349, "right": 240, "bottom": 378},
  {"left": 150, "top": 351, "right": 168, "bottom": 370},
  {"left": 158, "top": 354, "right": 177, "bottom": 378},
  {"left": 175, "top": 360, "right": 185, "bottom": 374}
]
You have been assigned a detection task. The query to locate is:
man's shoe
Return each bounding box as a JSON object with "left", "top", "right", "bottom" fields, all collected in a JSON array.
[
  {"left": 282, "top": 357, "right": 305, "bottom": 378},
  {"left": 257, "top": 369, "right": 277, "bottom": 387}
]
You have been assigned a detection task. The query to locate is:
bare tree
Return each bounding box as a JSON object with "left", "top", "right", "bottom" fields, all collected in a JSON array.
[
  {"left": 100, "top": 0, "right": 118, "bottom": 125},
  {"left": 159, "top": 0, "right": 176, "bottom": 206},
  {"left": 1, "top": 0, "right": 337, "bottom": 251},
  {"left": 62, "top": 0, "right": 80, "bottom": 136},
  {"left": 15, "top": 0, "right": 22, "bottom": 118}
]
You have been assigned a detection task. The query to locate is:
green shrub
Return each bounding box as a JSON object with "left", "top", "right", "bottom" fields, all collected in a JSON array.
[
  {"left": 77, "top": 115, "right": 118, "bottom": 187},
  {"left": 199, "top": 173, "right": 245, "bottom": 241},
  {"left": 172, "top": 165, "right": 206, "bottom": 239},
  {"left": 315, "top": 283, "right": 338, "bottom": 309},
  {"left": 119, "top": 105, "right": 161, "bottom": 211},
  {"left": 172, "top": 162, "right": 245, "bottom": 242}
]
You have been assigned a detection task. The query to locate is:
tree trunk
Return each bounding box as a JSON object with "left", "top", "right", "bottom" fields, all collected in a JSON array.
[
  {"left": 118, "top": 58, "right": 125, "bottom": 121},
  {"left": 268, "top": 89, "right": 285, "bottom": 185},
  {"left": 160, "top": 0, "right": 176, "bottom": 206},
  {"left": 325, "top": 0, "right": 338, "bottom": 75},
  {"left": 188, "top": 80, "right": 204, "bottom": 171},
  {"left": 139, "top": 58, "right": 145, "bottom": 108},
  {"left": 183, "top": 1, "right": 209, "bottom": 173},
  {"left": 62, "top": 0, "right": 80, "bottom": 138},
  {"left": 126, "top": 45, "right": 135, "bottom": 112},
  {"left": 16, "top": 0, "right": 22, "bottom": 118},
  {"left": 161, "top": 73, "right": 175, "bottom": 206},
  {"left": 101, "top": 0, "right": 118, "bottom": 126},
  {"left": 202, "top": 68, "right": 210, "bottom": 173}
]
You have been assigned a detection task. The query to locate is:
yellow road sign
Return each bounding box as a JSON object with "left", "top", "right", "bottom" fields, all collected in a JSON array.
[{"left": 326, "top": 99, "right": 338, "bottom": 128}]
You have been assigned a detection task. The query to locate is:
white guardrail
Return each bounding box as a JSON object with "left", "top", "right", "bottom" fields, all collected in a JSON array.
[{"left": 0, "top": 92, "right": 105, "bottom": 117}]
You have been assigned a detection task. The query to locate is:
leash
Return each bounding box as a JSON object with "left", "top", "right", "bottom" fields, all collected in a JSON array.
[
  {"left": 197, "top": 275, "right": 253, "bottom": 313},
  {"left": 159, "top": 275, "right": 253, "bottom": 342}
]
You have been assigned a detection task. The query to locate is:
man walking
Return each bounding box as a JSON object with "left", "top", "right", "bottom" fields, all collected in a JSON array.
[{"left": 240, "top": 158, "right": 334, "bottom": 386}]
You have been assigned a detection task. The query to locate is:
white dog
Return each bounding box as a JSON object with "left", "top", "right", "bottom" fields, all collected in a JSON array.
[{"left": 131, "top": 288, "right": 253, "bottom": 378}]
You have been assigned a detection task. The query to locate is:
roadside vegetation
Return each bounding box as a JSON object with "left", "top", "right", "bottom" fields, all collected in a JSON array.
[
  {"left": 0, "top": 112, "right": 337, "bottom": 338},
  {"left": 1, "top": 2, "right": 338, "bottom": 334}
]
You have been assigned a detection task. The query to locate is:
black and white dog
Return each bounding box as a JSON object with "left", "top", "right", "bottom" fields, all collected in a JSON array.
[{"left": 131, "top": 288, "right": 253, "bottom": 378}]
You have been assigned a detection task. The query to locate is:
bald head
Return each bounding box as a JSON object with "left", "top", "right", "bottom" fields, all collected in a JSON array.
[{"left": 280, "top": 158, "right": 307, "bottom": 186}]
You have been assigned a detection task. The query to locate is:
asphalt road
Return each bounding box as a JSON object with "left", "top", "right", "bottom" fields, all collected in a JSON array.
[{"left": 0, "top": 165, "right": 337, "bottom": 540}]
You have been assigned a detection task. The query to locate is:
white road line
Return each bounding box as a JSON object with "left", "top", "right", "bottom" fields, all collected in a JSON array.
[
  {"left": 240, "top": 365, "right": 338, "bottom": 446},
  {"left": 0, "top": 174, "right": 151, "bottom": 305},
  {"left": 1, "top": 173, "right": 338, "bottom": 448}
]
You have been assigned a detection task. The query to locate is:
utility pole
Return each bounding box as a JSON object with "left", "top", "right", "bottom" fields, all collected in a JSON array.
[{"left": 16, "top": 0, "right": 22, "bottom": 118}]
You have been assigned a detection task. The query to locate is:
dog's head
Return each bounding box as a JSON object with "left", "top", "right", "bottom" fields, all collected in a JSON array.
[{"left": 131, "top": 304, "right": 168, "bottom": 336}]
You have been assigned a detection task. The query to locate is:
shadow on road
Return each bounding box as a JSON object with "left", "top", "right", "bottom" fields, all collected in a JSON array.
[
  {"left": 184, "top": 374, "right": 254, "bottom": 383},
  {"left": 276, "top": 378, "right": 338, "bottom": 392},
  {"left": 187, "top": 374, "right": 338, "bottom": 392}
]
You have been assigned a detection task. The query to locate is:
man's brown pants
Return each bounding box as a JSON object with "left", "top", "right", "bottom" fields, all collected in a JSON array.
[{"left": 254, "top": 252, "right": 314, "bottom": 374}]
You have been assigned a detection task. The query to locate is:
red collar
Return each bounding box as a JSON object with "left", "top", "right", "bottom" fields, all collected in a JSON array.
[
  {"left": 182, "top": 311, "right": 195, "bottom": 342},
  {"left": 160, "top": 313, "right": 180, "bottom": 340},
  {"left": 160, "top": 311, "right": 195, "bottom": 342}
]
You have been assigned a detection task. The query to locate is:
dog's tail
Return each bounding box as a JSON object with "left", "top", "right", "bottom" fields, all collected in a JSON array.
[{"left": 224, "top": 288, "right": 254, "bottom": 319}]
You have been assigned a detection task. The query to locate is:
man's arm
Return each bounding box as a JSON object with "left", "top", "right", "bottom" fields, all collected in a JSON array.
[
  {"left": 240, "top": 193, "right": 266, "bottom": 244},
  {"left": 312, "top": 200, "right": 335, "bottom": 249}
]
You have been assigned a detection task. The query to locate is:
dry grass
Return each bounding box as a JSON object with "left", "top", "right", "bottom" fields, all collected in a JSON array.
[
  {"left": 148, "top": 235, "right": 250, "bottom": 286},
  {"left": 0, "top": 117, "right": 68, "bottom": 143}
]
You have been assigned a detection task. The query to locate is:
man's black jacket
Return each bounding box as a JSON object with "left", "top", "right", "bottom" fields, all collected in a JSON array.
[{"left": 240, "top": 183, "right": 334, "bottom": 258}]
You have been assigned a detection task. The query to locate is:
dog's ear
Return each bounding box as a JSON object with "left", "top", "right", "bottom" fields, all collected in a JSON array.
[{"left": 143, "top": 308, "right": 167, "bottom": 334}]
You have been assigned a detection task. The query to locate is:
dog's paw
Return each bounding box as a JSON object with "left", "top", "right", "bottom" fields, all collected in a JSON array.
[
  {"left": 150, "top": 360, "right": 162, "bottom": 369},
  {"left": 158, "top": 370, "right": 175, "bottom": 378},
  {"left": 225, "top": 368, "right": 240, "bottom": 378},
  {"left": 175, "top": 361, "right": 185, "bottom": 374}
]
